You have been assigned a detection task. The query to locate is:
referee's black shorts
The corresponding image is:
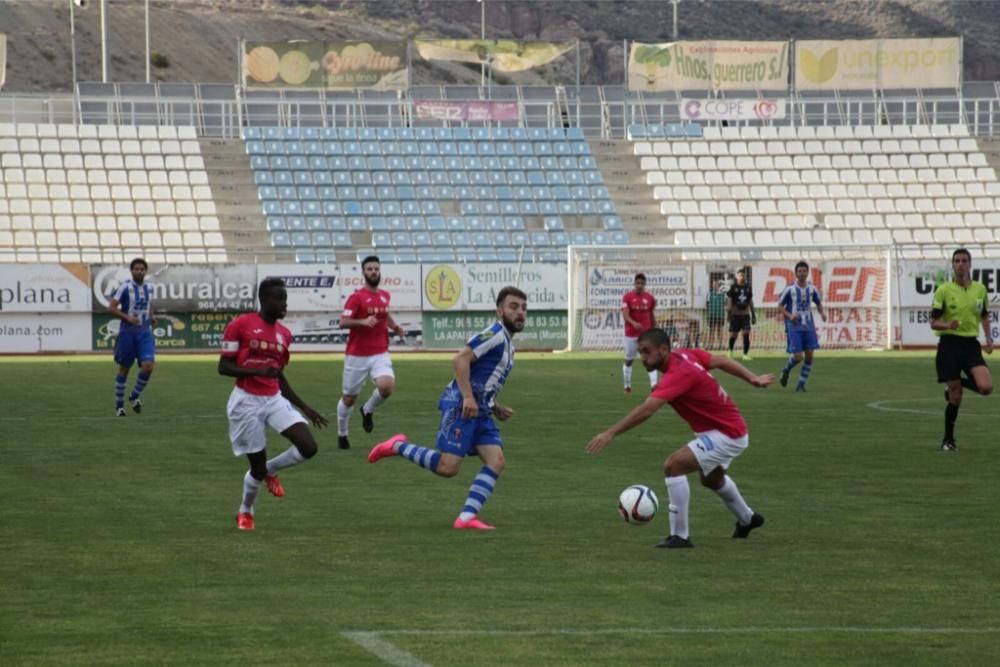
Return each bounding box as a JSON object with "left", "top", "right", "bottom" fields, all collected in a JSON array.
[{"left": 936, "top": 334, "right": 987, "bottom": 383}]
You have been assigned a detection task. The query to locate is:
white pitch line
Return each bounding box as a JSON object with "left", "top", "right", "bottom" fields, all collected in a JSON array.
[
  {"left": 341, "top": 632, "right": 432, "bottom": 667},
  {"left": 867, "top": 399, "right": 1000, "bottom": 418},
  {"left": 363, "top": 626, "right": 1000, "bottom": 637}
]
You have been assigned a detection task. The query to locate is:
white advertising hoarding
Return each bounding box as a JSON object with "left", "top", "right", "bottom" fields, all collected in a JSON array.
[
  {"left": 795, "top": 38, "right": 960, "bottom": 90},
  {"left": 680, "top": 98, "right": 785, "bottom": 121},
  {"left": 0, "top": 264, "right": 91, "bottom": 312},
  {"left": 422, "top": 263, "right": 567, "bottom": 311},
  {"left": 0, "top": 313, "right": 91, "bottom": 352}
]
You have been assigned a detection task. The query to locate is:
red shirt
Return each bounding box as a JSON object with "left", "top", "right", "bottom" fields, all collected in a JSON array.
[
  {"left": 342, "top": 288, "right": 392, "bottom": 356},
  {"left": 651, "top": 348, "right": 748, "bottom": 438},
  {"left": 221, "top": 312, "right": 292, "bottom": 396},
  {"left": 622, "top": 290, "right": 656, "bottom": 338}
]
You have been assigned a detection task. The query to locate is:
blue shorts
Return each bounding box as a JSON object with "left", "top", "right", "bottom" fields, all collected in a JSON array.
[
  {"left": 786, "top": 328, "right": 819, "bottom": 354},
  {"left": 435, "top": 405, "right": 503, "bottom": 457},
  {"left": 114, "top": 329, "right": 156, "bottom": 367}
]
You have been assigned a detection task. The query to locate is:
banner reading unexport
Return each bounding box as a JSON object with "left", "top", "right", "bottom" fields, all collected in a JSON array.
[{"left": 795, "top": 38, "right": 960, "bottom": 90}]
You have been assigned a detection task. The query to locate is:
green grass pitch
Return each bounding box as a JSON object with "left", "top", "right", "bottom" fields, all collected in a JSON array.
[{"left": 1, "top": 352, "right": 998, "bottom": 665}]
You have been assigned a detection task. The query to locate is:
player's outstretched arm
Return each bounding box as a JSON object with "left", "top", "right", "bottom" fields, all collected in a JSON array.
[
  {"left": 586, "top": 396, "right": 666, "bottom": 455},
  {"left": 707, "top": 354, "right": 774, "bottom": 388},
  {"left": 278, "top": 374, "right": 329, "bottom": 428}
]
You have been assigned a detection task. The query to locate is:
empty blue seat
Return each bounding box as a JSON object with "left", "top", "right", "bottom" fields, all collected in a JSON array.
[
  {"left": 597, "top": 200, "right": 616, "bottom": 214},
  {"left": 577, "top": 201, "right": 595, "bottom": 214},
  {"left": 427, "top": 216, "right": 447, "bottom": 231},
  {"left": 478, "top": 249, "right": 499, "bottom": 262},
  {"left": 591, "top": 231, "right": 609, "bottom": 245},
  {"left": 295, "top": 250, "right": 317, "bottom": 263},
  {"left": 262, "top": 201, "right": 281, "bottom": 215},
  {"left": 544, "top": 217, "right": 564, "bottom": 231},
  {"left": 327, "top": 217, "right": 347, "bottom": 231},
  {"left": 290, "top": 231, "right": 312, "bottom": 247},
  {"left": 246, "top": 140, "right": 266, "bottom": 155},
  {"left": 343, "top": 201, "right": 363, "bottom": 216},
  {"left": 611, "top": 231, "right": 630, "bottom": 244},
  {"left": 511, "top": 231, "right": 530, "bottom": 246},
  {"left": 392, "top": 171, "right": 411, "bottom": 185},
  {"left": 412, "top": 231, "right": 432, "bottom": 246},
  {"left": 323, "top": 141, "right": 343, "bottom": 155},
  {"left": 253, "top": 170, "right": 274, "bottom": 185},
  {"left": 439, "top": 142, "right": 458, "bottom": 156},
  {"left": 400, "top": 142, "right": 419, "bottom": 156},
  {"left": 527, "top": 171, "right": 545, "bottom": 185},
  {"left": 579, "top": 156, "right": 597, "bottom": 169},
  {"left": 570, "top": 231, "right": 591, "bottom": 245},
  {"left": 289, "top": 156, "right": 308, "bottom": 170},
  {"left": 530, "top": 231, "right": 551, "bottom": 246},
  {"left": 406, "top": 216, "right": 426, "bottom": 231},
  {"left": 567, "top": 127, "right": 585, "bottom": 140},
  {"left": 269, "top": 156, "right": 289, "bottom": 170},
  {"left": 431, "top": 230, "right": 451, "bottom": 246},
  {"left": 519, "top": 201, "right": 539, "bottom": 215},
  {"left": 584, "top": 171, "right": 603, "bottom": 184},
  {"left": 493, "top": 231, "right": 511, "bottom": 246},
  {"left": 571, "top": 185, "right": 591, "bottom": 199},
  {"left": 458, "top": 142, "right": 476, "bottom": 156},
  {"left": 372, "top": 231, "right": 392, "bottom": 247},
  {"left": 393, "top": 231, "right": 413, "bottom": 247},
  {"left": 258, "top": 185, "right": 279, "bottom": 201},
  {"left": 312, "top": 231, "right": 332, "bottom": 247},
  {"left": 546, "top": 171, "right": 566, "bottom": 185},
  {"left": 302, "top": 201, "right": 322, "bottom": 216},
  {"left": 552, "top": 185, "right": 572, "bottom": 200},
  {"left": 461, "top": 201, "right": 481, "bottom": 215},
  {"left": 362, "top": 201, "right": 381, "bottom": 215},
  {"left": 266, "top": 216, "right": 285, "bottom": 231},
  {"left": 558, "top": 201, "right": 578, "bottom": 215},
  {"left": 553, "top": 142, "right": 572, "bottom": 156},
  {"left": 402, "top": 200, "right": 421, "bottom": 216},
  {"left": 306, "top": 217, "right": 326, "bottom": 231},
  {"left": 332, "top": 232, "right": 352, "bottom": 246},
  {"left": 452, "top": 231, "right": 471, "bottom": 245},
  {"left": 242, "top": 127, "right": 262, "bottom": 139},
  {"left": 534, "top": 142, "right": 552, "bottom": 156},
  {"left": 322, "top": 201, "right": 343, "bottom": 215},
  {"left": 368, "top": 217, "right": 389, "bottom": 231},
  {"left": 465, "top": 217, "right": 484, "bottom": 231}
]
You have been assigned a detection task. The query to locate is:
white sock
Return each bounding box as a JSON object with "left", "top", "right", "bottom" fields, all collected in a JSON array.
[
  {"left": 362, "top": 388, "right": 386, "bottom": 414},
  {"left": 665, "top": 475, "right": 690, "bottom": 539},
  {"left": 240, "top": 471, "right": 262, "bottom": 514},
  {"left": 266, "top": 446, "right": 306, "bottom": 474},
  {"left": 715, "top": 475, "right": 753, "bottom": 524},
  {"left": 337, "top": 399, "right": 352, "bottom": 436},
  {"left": 648, "top": 369, "right": 659, "bottom": 388},
  {"left": 623, "top": 364, "right": 633, "bottom": 388}
]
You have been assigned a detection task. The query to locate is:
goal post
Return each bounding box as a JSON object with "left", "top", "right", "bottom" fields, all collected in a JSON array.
[{"left": 566, "top": 244, "right": 896, "bottom": 353}]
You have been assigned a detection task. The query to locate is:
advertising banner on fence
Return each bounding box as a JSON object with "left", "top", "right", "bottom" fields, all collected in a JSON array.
[
  {"left": 91, "top": 264, "right": 257, "bottom": 313},
  {"left": 337, "top": 263, "right": 423, "bottom": 310},
  {"left": 414, "top": 100, "right": 520, "bottom": 122},
  {"left": 92, "top": 312, "right": 241, "bottom": 351},
  {"left": 276, "top": 312, "right": 423, "bottom": 351},
  {"left": 629, "top": 40, "right": 789, "bottom": 92},
  {"left": 0, "top": 314, "right": 91, "bottom": 353},
  {"left": 795, "top": 38, "right": 960, "bottom": 90},
  {"left": 244, "top": 40, "right": 408, "bottom": 89},
  {"left": 680, "top": 98, "right": 786, "bottom": 122},
  {"left": 579, "top": 308, "right": 703, "bottom": 351},
  {"left": 752, "top": 261, "right": 889, "bottom": 347},
  {"left": 897, "top": 259, "right": 1000, "bottom": 308},
  {"left": 585, "top": 265, "right": 696, "bottom": 310},
  {"left": 422, "top": 263, "right": 567, "bottom": 312},
  {"left": 900, "top": 307, "right": 1000, "bottom": 347},
  {"left": 257, "top": 264, "right": 341, "bottom": 313},
  {"left": 0, "top": 264, "right": 91, "bottom": 312},
  {"left": 415, "top": 40, "right": 573, "bottom": 72},
  {"left": 423, "top": 311, "right": 567, "bottom": 350}
]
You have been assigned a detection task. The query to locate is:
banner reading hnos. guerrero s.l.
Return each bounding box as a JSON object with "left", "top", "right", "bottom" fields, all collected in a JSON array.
[{"left": 629, "top": 40, "right": 789, "bottom": 92}]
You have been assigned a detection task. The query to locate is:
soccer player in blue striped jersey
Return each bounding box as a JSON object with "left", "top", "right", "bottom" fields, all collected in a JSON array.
[
  {"left": 777, "top": 261, "right": 826, "bottom": 392},
  {"left": 368, "top": 286, "right": 527, "bottom": 531},
  {"left": 108, "top": 258, "right": 157, "bottom": 416}
]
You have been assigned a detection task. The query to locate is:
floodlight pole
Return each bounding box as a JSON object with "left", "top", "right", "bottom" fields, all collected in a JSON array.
[
  {"left": 145, "top": 0, "right": 150, "bottom": 83},
  {"left": 69, "top": 0, "right": 77, "bottom": 89},
  {"left": 100, "top": 0, "right": 108, "bottom": 82},
  {"left": 671, "top": 0, "right": 680, "bottom": 40},
  {"left": 478, "top": 0, "right": 486, "bottom": 89}
]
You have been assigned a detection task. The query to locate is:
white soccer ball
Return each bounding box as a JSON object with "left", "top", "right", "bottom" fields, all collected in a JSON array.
[{"left": 617, "top": 484, "right": 658, "bottom": 524}]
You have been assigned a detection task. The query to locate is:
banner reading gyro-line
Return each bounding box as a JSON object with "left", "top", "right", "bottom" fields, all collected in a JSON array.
[
  {"left": 244, "top": 41, "right": 408, "bottom": 89},
  {"left": 629, "top": 41, "right": 789, "bottom": 92}
]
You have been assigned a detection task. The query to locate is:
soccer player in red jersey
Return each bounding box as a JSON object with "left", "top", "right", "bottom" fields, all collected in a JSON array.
[
  {"left": 621, "top": 273, "right": 658, "bottom": 394},
  {"left": 587, "top": 327, "right": 772, "bottom": 548},
  {"left": 336, "top": 255, "right": 406, "bottom": 449},
  {"left": 219, "top": 278, "right": 328, "bottom": 531}
]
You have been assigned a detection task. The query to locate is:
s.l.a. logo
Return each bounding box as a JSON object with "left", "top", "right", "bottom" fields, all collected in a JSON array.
[{"left": 799, "top": 47, "right": 838, "bottom": 84}]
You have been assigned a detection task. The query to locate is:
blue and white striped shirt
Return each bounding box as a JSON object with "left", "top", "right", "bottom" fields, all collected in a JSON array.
[
  {"left": 439, "top": 321, "right": 514, "bottom": 411},
  {"left": 112, "top": 279, "right": 154, "bottom": 331},
  {"left": 778, "top": 282, "right": 822, "bottom": 333}
]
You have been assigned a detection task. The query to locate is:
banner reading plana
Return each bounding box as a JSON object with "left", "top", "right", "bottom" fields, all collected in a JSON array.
[
  {"left": 245, "top": 40, "right": 408, "bottom": 90},
  {"left": 629, "top": 41, "right": 789, "bottom": 92},
  {"left": 0, "top": 264, "right": 91, "bottom": 312},
  {"left": 795, "top": 38, "right": 960, "bottom": 90}
]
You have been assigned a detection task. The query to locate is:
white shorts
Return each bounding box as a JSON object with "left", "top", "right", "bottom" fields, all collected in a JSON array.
[
  {"left": 226, "top": 386, "right": 306, "bottom": 456},
  {"left": 686, "top": 430, "right": 749, "bottom": 475},
  {"left": 624, "top": 336, "right": 639, "bottom": 360},
  {"left": 342, "top": 352, "right": 395, "bottom": 396}
]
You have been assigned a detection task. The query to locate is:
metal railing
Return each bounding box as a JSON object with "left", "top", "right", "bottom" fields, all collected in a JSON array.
[{"left": 0, "top": 83, "right": 998, "bottom": 138}]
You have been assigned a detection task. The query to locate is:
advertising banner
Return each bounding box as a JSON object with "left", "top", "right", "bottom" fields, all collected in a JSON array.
[
  {"left": 415, "top": 40, "right": 573, "bottom": 73},
  {"left": 629, "top": 40, "right": 789, "bottom": 92},
  {"left": 337, "top": 263, "right": 423, "bottom": 310},
  {"left": 257, "top": 264, "right": 341, "bottom": 313},
  {"left": 414, "top": 100, "right": 520, "bottom": 122},
  {"left": 91, "top": 264, "right": 257, "bottom": 313},
  {"left": 277, "top": 312, "right": 423, "bottom": 352},
  {"left": 752, "top": 261, "right": 889, "bottom": 347},
  {"left": 897, "top": 259, "right": 1000, "bottom": 308},
  {"left": 680, "top": 97, "right": 786, "bottom": 121},
  {"left": 795, "top": 38, "right": 960, "bottom": 90},
  {"left": 585, "top": 265, "right": 695, "bottom": 310},
  {"left": 900, "top": 308, "right": 1000, "bottom": 347},
  {"left": 422, "top": 263, "right": 567, "bottom": 312},
  {"left": 244, "top": 40, "right": 408, "bottom": 90},
  {"left": 0, "top": 264, "right": 91, "bottom": 312},
  {"left": 579, "top": 308, "right": 703, "bottom": 351},
  {"left": 92, "top": 312, "right": 241, "bottom": 351},
  {"left": 0, "top": 314, "right": 91, "bottom": 353},
  {"left": 422, "top": 311, "right": 567, "bottom": 350}
]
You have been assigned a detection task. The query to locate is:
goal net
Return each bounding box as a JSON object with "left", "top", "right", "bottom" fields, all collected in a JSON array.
[{"left": 566, "top": 244, "right": 895, "bottom": 353}]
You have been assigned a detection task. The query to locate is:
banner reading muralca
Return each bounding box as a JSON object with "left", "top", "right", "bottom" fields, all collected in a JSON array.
[
  {"left": 244, "top": 40, "right": 408, "bottom": 89},
  {"left": 629, "top": 40, "right": 789, "bottom": 92}
]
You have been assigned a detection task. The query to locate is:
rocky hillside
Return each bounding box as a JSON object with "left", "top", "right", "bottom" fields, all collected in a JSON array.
[{"left": 1, "top": 0, "right": 997, "bottom": 91}]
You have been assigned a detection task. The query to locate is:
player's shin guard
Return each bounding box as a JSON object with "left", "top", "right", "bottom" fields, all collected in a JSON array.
[
  {"left": 398, "top": 442, "right": 441, "bottom": 472},
  {"left": 115, "top": 374, "right": 127, "bottom": 409},
  {"left": 797, "top": 361, "right": 813, "bottom": 389},
  {"left": 665, "top": 476, "right": 690, "bottom": 539},
  {"left": 240, "top": 471, "right": 262, "bottom": 514},
  {"left": 129, "top": 371, "right": 150, "bottom": 401},
  {"left": 714, "top": 475, "right": 753, "bottom": 525},
  {"left": 336, "top": 399, "right": 352, "bottom": 435},
  {"left": 267, "top": 446, "right": 306, "bottom": 474},
  {"left": 363, "top": 388, "right": 386, "bottom": 414},
  {"left": 622, "top": 364, "right": 632, "bottom": 389},
  {"left": 458, "top": 466, "right": 499, "bottom": 521}
]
